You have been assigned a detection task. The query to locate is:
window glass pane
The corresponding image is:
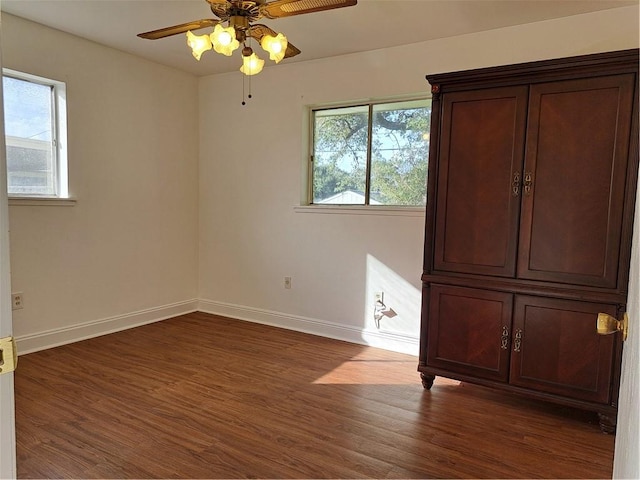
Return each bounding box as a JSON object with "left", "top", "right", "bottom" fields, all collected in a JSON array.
[
  {"left": 370, "top": 99, "right": 430, "bottom": 206},
  {"left": 3, "top": 76, "right": 56, "bottom": 196},
  {"left": 312, "top": 105, "right": 368, "bottom": 204}
]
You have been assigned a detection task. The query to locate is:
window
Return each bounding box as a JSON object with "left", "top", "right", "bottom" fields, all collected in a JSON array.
[
  {"left": 310, "top": 98, "right": 430, "bottom": 206},
  {"left": 3, "top": 69, "right": 68, "bottom": 198}
]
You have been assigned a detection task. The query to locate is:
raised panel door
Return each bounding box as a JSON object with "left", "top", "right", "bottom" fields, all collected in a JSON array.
[
  {"left": 427, "top": 284, "right": 512, "bottom": 382},
  {"left": 517, "top": 74, "right": 635, "bottom": 288},
  {"left": 433, "top": 86, "right": 528, "bottom": 277},
  {"left": 510, "top": 296, "right": 618, "bottom": 404}
]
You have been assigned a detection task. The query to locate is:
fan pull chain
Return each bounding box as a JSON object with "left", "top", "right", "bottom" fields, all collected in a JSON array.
[
  {"left": 241, "top": 72, "right": 253, "bottom": 106},
  {"left": 242, "top": 74, "right": 246, "bottom": 105}
]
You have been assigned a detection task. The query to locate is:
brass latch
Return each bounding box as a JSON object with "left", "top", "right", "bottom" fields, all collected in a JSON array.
[
  {"left": 0, "top": 336, "right": 17, "bottom": 375},
  {"left": 597, "top": 312, "right": 629, "bottom": 341}
]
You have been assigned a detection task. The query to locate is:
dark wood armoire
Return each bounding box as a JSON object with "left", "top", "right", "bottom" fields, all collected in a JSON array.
[{"left": 418, "top": 49, "right": 639, "bottom": 433}]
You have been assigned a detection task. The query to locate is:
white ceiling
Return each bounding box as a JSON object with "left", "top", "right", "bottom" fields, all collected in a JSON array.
[{"left": 2, "top": 0, "right": 637, "bottom": 77}]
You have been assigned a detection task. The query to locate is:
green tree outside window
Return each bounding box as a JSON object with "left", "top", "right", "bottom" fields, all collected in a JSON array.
[{"left": 312, "top": 99, "right": 430, "bottom": 206}]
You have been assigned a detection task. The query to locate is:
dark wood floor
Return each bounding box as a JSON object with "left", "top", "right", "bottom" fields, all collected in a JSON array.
[{"left": 15, "top": 312, "right": 614, "bottom": 479}]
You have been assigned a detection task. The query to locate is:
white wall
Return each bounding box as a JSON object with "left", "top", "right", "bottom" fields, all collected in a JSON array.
[
  {"left": 2, "top": 14, "right": 200, "bottom": 352},
  {"left": 198, "top": 5, "right": 640, "bottom": 355},
  {"left": 3, "top": 1, "right": 634, "bottom": 358}
]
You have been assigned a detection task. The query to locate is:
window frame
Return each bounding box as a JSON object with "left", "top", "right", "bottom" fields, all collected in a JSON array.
[
  {"left": 3, "top": 68, "right": 69, "bottom": 200},
  {"left": 306, "top": 95, "right": 431, "bottom": 209}
]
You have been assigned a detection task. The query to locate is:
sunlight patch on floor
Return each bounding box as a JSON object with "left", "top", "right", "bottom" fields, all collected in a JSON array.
[
  {"left": 433, "top": 377, "right": 462, "bottom": 387},
  {"left": 312, "top": 351, "right": 419, "bottom": 385},
  {"left": 312, "top": 359, "right": 419, "bottom": 384}
]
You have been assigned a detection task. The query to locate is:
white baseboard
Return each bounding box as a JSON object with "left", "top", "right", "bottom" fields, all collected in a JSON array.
[
  {"left": 15, "top": 299, "right": 419, "bottom": 356},
  {"left": 15, "top": 299, "right": 199, "bottom": 355},
  {"left": 198, "top": 299, "right": 419, "bottom": 356}
]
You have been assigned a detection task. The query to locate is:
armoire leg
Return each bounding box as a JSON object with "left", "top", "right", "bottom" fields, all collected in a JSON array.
[
  {"left": 420, "top": 373, "right": 435, "bottom": 390},
  {"left": 597, "top": 413, "right": 617, "bottom": 434}
]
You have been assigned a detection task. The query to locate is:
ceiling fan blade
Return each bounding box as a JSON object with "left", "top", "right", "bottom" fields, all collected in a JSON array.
[
  {"left": 283, "top": 41, "right": 302, "bottom": 59},
  {"left": 248, "top": 24, "right": 301, "bottom": 59},
  {"left": 247, "top": 23, "right": 277, "bottom": 41},
  {"left": 138, "top": 19, "right": 219, "bottom": 40},
  {"left": 260, "top": 0, "right": 357, "bottom": 19}
]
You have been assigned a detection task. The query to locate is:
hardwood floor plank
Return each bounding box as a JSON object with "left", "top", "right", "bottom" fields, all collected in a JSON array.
[{"left": 15, "top": 312, "right": 614, "bottom": 478}]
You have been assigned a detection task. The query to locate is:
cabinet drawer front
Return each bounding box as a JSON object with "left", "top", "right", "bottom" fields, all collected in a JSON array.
[
  {"left": 510, "top": 296, "right": 617, "bottom": 404},
  {"left": 433, "top": 86, "right": 528, "bottom": 277},
  {"left": 517, "top": 74, "right": 635, "bottom": 288},
  {"left": 427, "top": 285, "right": 512, "bottom": 382}
]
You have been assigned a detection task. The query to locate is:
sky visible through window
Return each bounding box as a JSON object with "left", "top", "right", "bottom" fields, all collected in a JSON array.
[{"left": 3, "top": 76, "right": 52, "bottom": 141}]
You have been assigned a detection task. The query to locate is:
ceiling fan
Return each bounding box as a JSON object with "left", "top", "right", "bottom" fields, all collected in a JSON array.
[{"left": 138, "top": 0, "right": 358, "bottom": 76}]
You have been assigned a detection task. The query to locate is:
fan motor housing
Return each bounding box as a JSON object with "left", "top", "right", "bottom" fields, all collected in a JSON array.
[{"left": 211, "top": 1, "right": 262, "bottom": 23}]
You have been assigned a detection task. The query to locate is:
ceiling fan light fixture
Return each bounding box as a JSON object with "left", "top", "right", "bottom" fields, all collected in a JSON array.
[
  {"left": 141, "top": 0, "right": 357, "bottom": 91},
  {"left": 240, "top": 51, "right": 265, "bottom": 76},
  {"left": 210, "top": 23, "right": 239, "bottom": 56},
  {"left": 261, "top": 33, "right": 288, "bottom": 63},
  {"left": 186, "top": 30, "right": 212, "bottom": 60}
]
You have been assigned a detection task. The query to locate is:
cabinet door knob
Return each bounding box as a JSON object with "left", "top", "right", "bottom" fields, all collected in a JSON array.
[
  {"left": 500, "top": 325, "right": 510, "bottom": 349},
  {"left": 513, "top": 329, "right": 523, "bottom": 352},
  {"left": 523, "top": 172, "right": 533, "bottom": 196},
  {"left": 512, "top": 171, "right": 521, "bottom": 196}
]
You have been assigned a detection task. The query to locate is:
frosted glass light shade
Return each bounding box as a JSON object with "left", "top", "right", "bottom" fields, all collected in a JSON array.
[
  {"left": 186, "top": 31, "right": 212, "bottom": 61},
  {"left": 210, "top": 24, "right": 239, "bottom": 56},
  {"left": 240, "top": 52, "right": 265, "bottom": 76},
  {"left": 261, "top": 33, "right": 288, "bottom": 63}
]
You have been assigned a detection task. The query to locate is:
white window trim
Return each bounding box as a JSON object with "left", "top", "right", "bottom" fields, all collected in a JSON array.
[
  {"left": 3, "top": 68, "right": 70, "bottom": 200},
  {"left": 8, "top": 197, "right": 76, "bottom": 207},
  {"left": 302, "top": 94, "right": 431, "bottom": 213},
  {"left": 293, "top": 204, "right": 425, "bottom": 217}
]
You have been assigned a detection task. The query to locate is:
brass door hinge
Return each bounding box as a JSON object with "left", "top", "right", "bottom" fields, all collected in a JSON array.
[{"left": 0, "top": 336, "right": 17, "bottom": 375}]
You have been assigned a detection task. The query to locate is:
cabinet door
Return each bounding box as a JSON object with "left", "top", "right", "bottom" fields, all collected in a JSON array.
[
  {"left": 427, "top": 284, "right": 512, "bottom": 382},
  {"left": 433, "top": 86, "right": 528, "bottom": 277},
  {"left": 517, "top": 74, "right": 635, "bottom": 288},
  {"left": 510, "top": 296, "right": 617, "bottom": 404}
]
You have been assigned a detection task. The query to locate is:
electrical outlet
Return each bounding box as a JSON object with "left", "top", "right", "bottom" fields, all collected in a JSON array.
[
  {"left": 374, "top": 291, "right": 384, "bottom": 304},
  {"left": 284, "top": 276, "right": 292, "bottom": 289},
  {"left": 11, "top": 292, "right": 23, "bottom": 310}
]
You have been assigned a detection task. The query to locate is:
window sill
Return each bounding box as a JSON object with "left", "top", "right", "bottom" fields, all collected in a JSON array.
[
  {"left": 294, "top": 205, "right": 425, "bottom": 217},
  {"left": 8, "top": 197, "right": 77, "bottom": 207}
]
